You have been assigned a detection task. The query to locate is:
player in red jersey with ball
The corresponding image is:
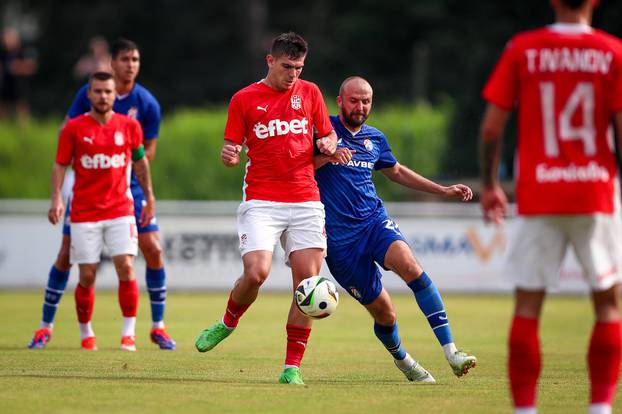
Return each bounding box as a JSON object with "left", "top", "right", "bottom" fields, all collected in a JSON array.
[
  {"left": 195, "top": 32, "right": 339, "bottom": 385},
  {"left": 480, "top": 1, "right": 622, "bottom": 413},
  {"left": 49, "top": 71, "right": 156, "bottom": 351}
]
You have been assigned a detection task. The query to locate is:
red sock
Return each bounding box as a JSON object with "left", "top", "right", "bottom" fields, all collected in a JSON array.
[
  {"left": 222, "top": 294, "right": 251, "bottom": 328},
  {"left": 75, "top": 284, "right": 95, "bottom": 323},
  {"left": 509, "top": 315, "right": 541, "bottom": 408},
  {"left": 588, "top": 320, "right": 622, "bottom": 405},
  {"left": 118, "top": 280, "right": 139, "bottom": 317},
  {"left": 285, "top": 324, "right": 311, "bottom": 367}
]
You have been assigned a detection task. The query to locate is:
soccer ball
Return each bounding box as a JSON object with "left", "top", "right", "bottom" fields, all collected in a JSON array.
[{"left": 295, "top": 276, "right": 339, "bottom": 319}]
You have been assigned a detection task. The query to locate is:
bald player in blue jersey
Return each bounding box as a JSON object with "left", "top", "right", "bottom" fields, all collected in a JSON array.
[
  {"left": 28, "top": 38, "right": 176, "bottom": 350},
  {"left": 315, "top": 76, "right": 477, "bottom": 382}
]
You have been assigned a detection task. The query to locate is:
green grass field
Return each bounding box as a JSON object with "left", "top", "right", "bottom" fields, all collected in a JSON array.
[{"left": 0, "top": 291, "right": 615, "bottom": 414}]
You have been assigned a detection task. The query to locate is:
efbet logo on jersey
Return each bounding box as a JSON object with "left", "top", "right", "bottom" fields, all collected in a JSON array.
[
  {"left": 253, "top": 118, "right": 309, "bottom": 139},
  {"left": 80, "top": 153, "right": 127, "bottom": 169}
]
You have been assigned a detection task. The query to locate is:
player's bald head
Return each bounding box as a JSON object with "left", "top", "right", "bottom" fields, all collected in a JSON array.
[{"left": 339, "top": 76, "right": 373, "bottom": 99}]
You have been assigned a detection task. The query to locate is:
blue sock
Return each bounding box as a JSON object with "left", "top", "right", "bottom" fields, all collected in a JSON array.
[
  {"left": 146, "top": 267, "right": 166, "bottom": 324},
  {"left": 408, "top": 272, "right": 454, "bottom": 346},
  {"left": 42, "top": 266, "right": 70, "bottom": 325},
  {"left": 374, "top": 322, "right": 407, "bottom": 360}
]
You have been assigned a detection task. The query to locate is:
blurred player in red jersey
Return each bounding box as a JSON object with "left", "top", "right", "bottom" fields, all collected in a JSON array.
[
  {"left": 195, "top": 32, "right": 338, "bottom": 385},
  {"left": 49, "top": 72, "right": 156, "bottom": 352},
  {"left": 480, "top": 1, "right": 622, "bottom": 413}
]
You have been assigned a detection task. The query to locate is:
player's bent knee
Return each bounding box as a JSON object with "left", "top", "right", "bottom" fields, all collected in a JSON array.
[
  {"left": 375, "top": 309, "right": 396, "bottom": 326},
  {"left": 139, "top": 235, "right": 163, "bottom": 262}
]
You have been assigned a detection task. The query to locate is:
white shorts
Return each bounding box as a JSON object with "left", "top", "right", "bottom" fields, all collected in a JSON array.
[
  {"left": 70, "top": 216, "right": 138, "bottom": 264},
  {"left": 237, "top": 200, "right": 327, "bottom": 265},
  {"left": 505, "top": 214, "right": 622, "bottom": 291}
]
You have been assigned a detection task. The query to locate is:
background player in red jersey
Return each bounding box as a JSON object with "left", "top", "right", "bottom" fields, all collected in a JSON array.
[
  {"left": 480, "top": 1, "right": 622, "bottom": 413},
  {"left": 195, "top": 32, "right": 338, "bottom": 385},
  {"left": 49, "top": 72, "right": 156, "bottom": 351}
]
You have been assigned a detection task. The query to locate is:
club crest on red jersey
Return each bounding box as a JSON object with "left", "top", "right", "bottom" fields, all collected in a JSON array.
[
  {"left": 291, "top": 95, "right": 302, "bottom": 110},
  {"left": 114, "top": 131, "right": 125, "bottom": 146}
]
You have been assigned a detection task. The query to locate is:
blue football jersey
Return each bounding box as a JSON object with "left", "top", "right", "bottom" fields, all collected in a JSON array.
[
  {"left": 67, "top": 82, "right": 161, "bottom": 190},
  {"left": 316, "top": 116, "right": 397, "bottom": 245}
]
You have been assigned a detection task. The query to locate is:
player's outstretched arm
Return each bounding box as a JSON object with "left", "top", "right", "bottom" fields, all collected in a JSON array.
[
  {"left": 380, "top": 163, "right": 472, "bottom": 201},
  {"left": 48, "top": 163, "right": 67, "bottom": 225},
  {"left": 316, "top": 130, "right": 337, "bottom": 156},
  {"left": 479, "top": 103, "right": 511, "bottom": 225},
  {"left": 221, "top": 140, "right": 242, "bottom": 167},
  {"left": 314, "top": 148, "right": 355, "bottom": 169},
  {"left": 133, "top": 157, "right": 155, "bottom": 227}
]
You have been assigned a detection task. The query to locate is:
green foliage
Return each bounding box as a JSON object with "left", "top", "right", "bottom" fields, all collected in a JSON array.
[
  {"left": 0, "top": 119, "right": 60, "bottom": 198},
  {"left": 0, "top": 102, "right": 451, "bottom": 200}
]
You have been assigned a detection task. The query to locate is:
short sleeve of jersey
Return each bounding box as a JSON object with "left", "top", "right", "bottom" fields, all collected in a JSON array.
[
  {"left": 141, "top": 93, "right": 161, "bottom": 140},
  {"left": 609, "top": 40, "right": 622, "bottom": 113},
  {"left": 374, "top": 133, "right": 397, "bottom": 170},
  {"left": 224, "top": 92, "right": 246, "bottom": 144},
  {"left": 56, "top": 120, "right": 76, "bottom": 165},
  {"left": 67, "top": 85, "right": 90, "bottom": 118},
  {"left": 130, "top": 118, "right": 144, "bottom": 150},
  {"left": 482, "top": 38, "right": 520, "bottom": 111},
  {"left": 311, "top": 84, "right": 333, "bottom": 137}
]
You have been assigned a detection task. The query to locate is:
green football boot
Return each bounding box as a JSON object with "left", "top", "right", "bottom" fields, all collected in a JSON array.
[
  {"left": 278, "top": 367, "right": 305, "bottom": 385},
  {"left": 195, "top": 321, "right": 233, "bottom": 352}
]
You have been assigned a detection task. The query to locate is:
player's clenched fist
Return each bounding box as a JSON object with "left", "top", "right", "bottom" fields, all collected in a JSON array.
[
  {"left": 316, "top": 134, "right": 337, "bottom": 156},
  {"left": 221, "top": 143, "right": 243, "bottom": 167},
  {"left": 442, "top": 184, "right": 473, "bottom": 202}
]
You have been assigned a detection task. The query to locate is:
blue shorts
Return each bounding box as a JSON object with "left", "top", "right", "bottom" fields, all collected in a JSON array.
[
  {"left": 325, "top": 216, "right": 407, "bottom": 305},
  {"left": 62, "top": 186, "right": 159, "bottom": 236}
]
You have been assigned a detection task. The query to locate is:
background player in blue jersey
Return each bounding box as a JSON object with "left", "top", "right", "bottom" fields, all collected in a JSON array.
[
  {"left": 315, "top": 76, "right": 477, "bottom": 382},
  {"left": 28, "top": 38, "right": 176, "bottom": 350}
]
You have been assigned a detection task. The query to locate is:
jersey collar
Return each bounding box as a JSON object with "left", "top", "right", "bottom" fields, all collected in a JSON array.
[{"left": 548, "top": 23, "right": 593, "bottom": 34}]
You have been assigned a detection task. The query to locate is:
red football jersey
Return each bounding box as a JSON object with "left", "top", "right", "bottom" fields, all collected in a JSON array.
[
  {"left": 224, "top": 79, "right": 333, "bottom": 202},
  {"left": 483, "top": 24, "right": 622, "bottom": 215},
  {"left": 56, "top": 113, "right": 143, "bottom": 222}
]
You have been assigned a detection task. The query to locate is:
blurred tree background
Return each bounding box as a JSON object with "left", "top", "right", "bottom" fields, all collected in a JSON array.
[{"left": 1, "top": 0, "right": 621, "bottom": 200}]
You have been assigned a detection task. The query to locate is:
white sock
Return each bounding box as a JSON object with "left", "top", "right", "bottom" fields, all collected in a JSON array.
[
  {"left": 122, "top": 317, "right": 136, "bottom": 337},
  {"left": 589, "top": 403, "right": 612, "bottom": 414},
  {"left": 395, "top": 352, "right": 416, "bottom": 371},
  {"left": 79, "top": 322, "right": 95, "bottom": 340},
  {"left": 514, "top": 407, "right": 537, "bottom": 414},
  {"left": 443, "top": 342, "right": 458, "bottom": 359},
  {"left": 40, "top": 322, "right": 53, "bottom": 330},
  {"left": 152, "top": 320, "right": 165, "bottom": 330}
]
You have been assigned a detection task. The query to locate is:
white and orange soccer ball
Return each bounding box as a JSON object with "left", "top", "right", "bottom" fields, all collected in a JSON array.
[{"left": 295, "top": 276, "right": 339, "bottom": 319}]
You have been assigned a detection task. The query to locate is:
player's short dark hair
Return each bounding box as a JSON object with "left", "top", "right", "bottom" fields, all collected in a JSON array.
[
  {"left": 88, "top": 71, "right": 114, "bottom": 86},
  {"left": 560, "top": 0, "right": 589, "bottom": 9},
  {"left": 111, "top": 38, "right": 139, "bottom": 59},
  {"left": 270, "top": 32, "right": 308, "bottom": 59}
]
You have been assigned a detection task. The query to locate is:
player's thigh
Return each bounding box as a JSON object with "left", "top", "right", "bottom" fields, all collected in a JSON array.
[
  {"left": 111, "top": 254, "right": 135, "bottom": 281},
  {"left": 103, "top": 216, "right": 138, "bottom": 258},
  {"left": 505, "top": 216, "right": 567, "bottom": 290},
  {"left": 289, "top": 248, "right": 324, "bottom": 285},
  {"left": 241, "top": 250, "right": 273, "bottom": 282},
  {"left": 70, "top": 221, "right": 104, "bottom": 265},
  {"left": 326, "top": 243, "right": 382, "bottom": 305},
  {"left": 569, "top": 214, "right": 622, "bottom": 291},
  {"left": 237, "top": 201, "right": 287, "bottom": 256},
  {"left": 382, "top": 241, "right": 423, "bottom": 283},
  {"left": 281, "top": 201, "right": 326, "bottom": 264}
]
